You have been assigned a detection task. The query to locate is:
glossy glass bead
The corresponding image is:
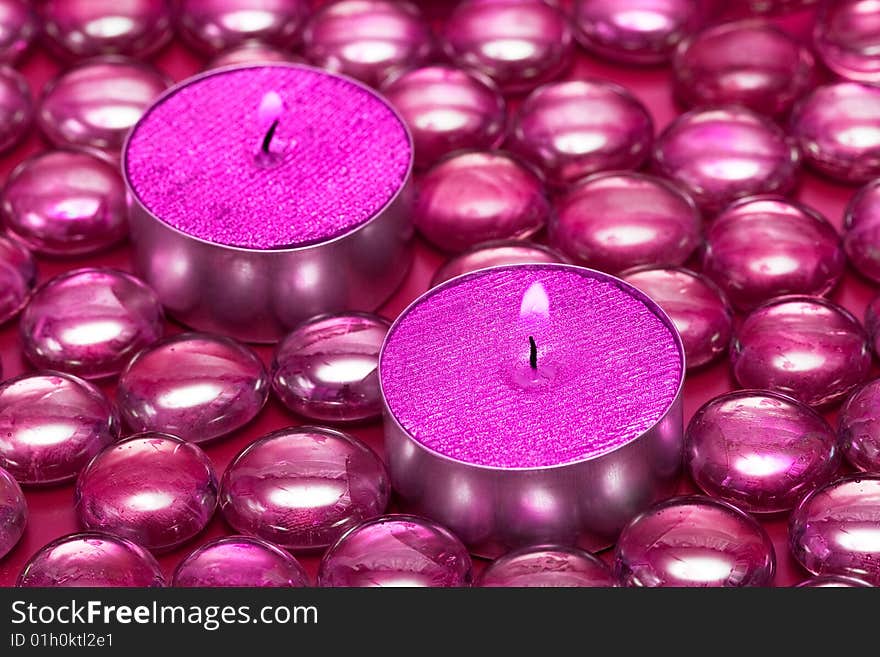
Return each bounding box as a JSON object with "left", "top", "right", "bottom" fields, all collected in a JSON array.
[
  {"left": 478, "top": 545, "right": 617, "bottom": 587},
  {"left": 172, "top": 536, "right": 309, "bottom": 587}
]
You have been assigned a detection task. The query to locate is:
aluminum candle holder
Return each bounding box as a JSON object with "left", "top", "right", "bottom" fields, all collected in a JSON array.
[
  {"left": 380, "top": 263, "right": 685, "bottom": 557},
  {"left": 123, "top": 63, "right": 414, "bottom": 343}
]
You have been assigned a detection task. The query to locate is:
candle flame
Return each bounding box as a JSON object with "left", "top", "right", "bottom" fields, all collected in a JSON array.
[
  {"left": 258, "top": 90, "right": 284, "bottom": 125},
  {"left": 519, "top": 281, "right": 550, "bottom": 320}
]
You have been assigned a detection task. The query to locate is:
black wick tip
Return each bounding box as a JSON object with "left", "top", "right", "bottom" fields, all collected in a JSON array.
[
  {"left": 262, "top": 118, "right": 279, "bottom": 153},
  {"left": 528, "top": 335, "right": 537, "bottom": 370}
]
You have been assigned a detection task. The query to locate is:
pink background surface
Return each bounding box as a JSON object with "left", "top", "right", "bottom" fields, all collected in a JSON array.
[{"left": 0, "top": 3, "right": 871, "bottom": 587}]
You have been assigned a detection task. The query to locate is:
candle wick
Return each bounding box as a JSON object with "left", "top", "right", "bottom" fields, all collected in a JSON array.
[
  {"left": 529, "top": 335, "right": 537, "bottom": 370},
  {"left": 262, "top": 118, "right": 279, "bottom": 154}
]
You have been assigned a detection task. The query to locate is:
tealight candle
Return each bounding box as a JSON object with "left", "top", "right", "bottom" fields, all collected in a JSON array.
[
  {"left": 172, "top": 536, "right": 309, "bottom": 587},
  {"left": 0, "top": 234, "right": 35, "bottom": 325},
  {"left": 123, "top": 63, "right": 413, "bottom": 342},
  {"left": 38, "top": 57, "right": 171, "bottom": 155},
  {"left": 0, "top": 0, "right": 34, "bottom": 64},
  {"left": 0, "top": 465, "right": 26, "bottom": 559},
  {"left": 2, "top": 150, "right": 128, "bottom": 256},
  {"left": 0, "top": 66, "right": 31, "bottom": 153},
  {"left": 39, "top": 0, "right": 172, "bottom": 60},
  {"left": 431, "top": 240, "right": 567, "bottom": 288},
  {"left": 18, "top": 532, "right": 165, "bottom": 587},
  {"left": 478, "top": 545, "right": 617, "bottom": 587},
  {"left": 380, "top": 264, "right": 685, "bottom": 555}
]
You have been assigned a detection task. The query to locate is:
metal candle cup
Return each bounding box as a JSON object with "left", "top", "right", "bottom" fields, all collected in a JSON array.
[
  {"left": 123, "top": 63, "right": 413, "bottom": 343},
  {"left": 380, "top": 264, "right": 685, "bottom": 557}
]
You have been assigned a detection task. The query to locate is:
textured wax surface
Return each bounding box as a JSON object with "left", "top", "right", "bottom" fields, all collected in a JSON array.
[
  {"left": 380, "top": 266, "right": 683, "bottom": 468},
  {"left": 125, "top": 65, "right": 411, "bottom": 249}
]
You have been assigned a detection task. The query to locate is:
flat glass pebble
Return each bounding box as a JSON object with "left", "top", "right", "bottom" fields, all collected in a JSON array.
[
  {"left": 272, "top": 313, "right": 389, "bottom": 422},
  {"left": 174, "top": 0, "right": 309, "bottom": 56},
  {"left": 790, "top": 475, "right": 880, "bottom": 585},
  {"left": 75, "top": 433, "right": 218, "bottom": 552},
  {"left": 0, "top": 465, "right": 26, "bottom": 559},
  {"left": 844, "top": 179, "right": 880, "bottom": 284},
  {"left": 653, "top": 106, "right": 799, "bottom": 211},
  {"left": 550, "top": 171, "right": 700, "bottom": 274},
  {"left": 381, "top": 66, "right": 506, "bottom": 169},
  {"left": 20, "top": 268, "right": 164, "bottom": 380},
  {"left": 37, "top": 57, "right": 170, "bottom": 154},
  {"left": 614, "top": 495, "right": 776, "bottom": 587},
  {"left": 442, "top": 0, "right": 573, "bottom": 93},
  {"left": 172, "top": 536, "right": 309, "bottom": 587},
  {"left": 510, "top": 80, "right": 653, "bottom": 188},
  {"left": 0, "top": 372, "right": 119, "bottom": 485},
  {"left": 814, "top": 0, "right": 880, "bottom": 84},
  {"left": 0, "top": 66, "right": 31, "bottom": 153},
  {"left": 621, "top": 267, "right": 732, "bottom": 369},
  {"left": 2, "top": 150, "right": 128, "bottom": 256},
  {"left": 685, "top": 390, "right": 840, "bottom": 513},
  {"left": 431, "top": 240, "right": 567, "bottom": 287},
  {"left": 303, "top": 0, "right": 432, "bottom": 88},
  {"left": 573, "top": 0, "right": 703, "bottom": 65},
  {"left": 0, "top": 0, "right": 35, "bottom": 64},
  {"left": 39, "top": 0, "right": 172, "bottom": 60},
  {"left": 791, "top": 82, "right": 880, "bottom": 183},
  {"left": 673, "top": 20, "right": 814, "bottom": 116},
  {"left": 413, "top": 151, "right": 549, "bottom": 253},
  {"left": 117, "top": 332, "right": 269, "bottom": 443},
  {"left": 731, "top": 296, "right": 871, "bottom": 407},
  {"left": 795, "top": 575, "right": 873, "bottom": 587},
  {"left": 478, "top": 545, "right": 617, "bottom": 587},
  {"left": 17, "top": 532, "right": 165, "bottom": 587},
  {"left": 0, "top": 234, "right": 35, "bottom": 325},
  {"left": 702, "top": 196, "right": 845, "bottom": 312},
  {"left": 838, "top": 379, "right": 880, "bottom": 473},
  {"left": 317, "top": 515, "right": 473, "bottom": 587},
  {"left": 866, "top": 293, "right": 880, "bottom": 356},
  {"left": 220, "top": 426, "right": 389, "bottom": 550},
  {"left": 206, "top": 43, "right": 300, "bottom": 70}
]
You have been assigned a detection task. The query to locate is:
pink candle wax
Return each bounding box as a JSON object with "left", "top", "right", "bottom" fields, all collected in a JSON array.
[
  {"left": 124, "top": 63, "right": 414, "bottom": 342},
  {"left": 380, "top": 264, "right": 684, "bottom": 554}
]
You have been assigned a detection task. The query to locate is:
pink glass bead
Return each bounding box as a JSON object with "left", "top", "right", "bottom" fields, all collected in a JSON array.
[
  {"left": 790, "top": 474, "right": 880, "bottom": 584},
  {"left": 0, "top": 0, "right": 35, "bottom": 64},
  {"left": 791, "top": 82, "right": 880, "bottom": 183},
  {"left": 0, "top": 372, "right": 119, "bottom": 485},
  {"left": 731, "top": 296, "right": 871, "bottom": 407},
  {"left": 318, "top": 515, "right": 473, "bottom": 587},
  {"left": 702, "top": 196, "right": 845, "bottom": 312},
  {"left": 413, "top": 151, "right": 550, "bottom": 253},
  {"left": 117, "top": 332, "right": 269, "bottom": 443},
  {"left": 654, "top": 106, "right": 799, "bottom": 211},
  {"left": 431, "top": 240, "right": 567, "bottom": 287},
  {"left": 844, "top": 179, "right": 880, "bottom": 283},
  {"left": 740, "top": 0, "right": 818, "bottom": 14},
  {"left": 838, "top": 380, "right": 880, "bottom": 473},
  {"left": 75, "top": 433, "right": 217, "bottom": 552},
  {"left": 796, "top": 575, "right": 874, "bottom": 587},
  {"left": 614, "top": 495, "right": 776, "bottom": 587},
  {"left": 550, "top": 171, "right": 700, "bottom": 274},
  {"left": 0, "top": 66, "right": 31, "bottom": 153},
  {"left": 303, "top": 0, "right": 432, "bottom": 88},
  {"left": 272, "top": 313, "right": 389, "bottom": 422},
  {"left": 172, "top": 536, "right": 309, "bottom": 587},
  {"left": 867, "top": 294, "right": 880, "bottom": 356},
  {"left": 573, "top": 0, "right": 703, "bottom": 65},
  {"left": 814, "top": 0, "right": 880, "bottom": 84},
  {"left": 685, "top": 390, "right": 840, "bottom": 513},
  {"left": 621, "top": 267, "right": 732, "bottom": 369},
  {"left": 442, "top": 0, "right": 573, "bottom": 93},
  {"left": 39, "top": 0, "right": 172, "bottom": 60},
  {"left": 381, "top": 66, "right": 506, "bottom": 170},
  {"left": 2, "top": 150, "right": 128, "bottom": 256},
  {"left": 17, "top": 532, "right": 165, "bottom": 587},
  {"left": 510, "top": 80, "right": 653, "bottom": 188},
  {"left": 206, "top": 43, "right": 299, "bottom": 69},
  {"left": 0, "top": 234, "right": 35, "bottom": 325},
  {"left": 174, "top": 0, "right": 309, "bottom": 56},
  {"left": 673, "top": 20, "right": 814, "bottom": 116},
  {"left": 0, "top": 465, "right": 26, "bottom": 559},
  {"left": 37, "top": 57, "right": 170, "bottom": 155},
  {"left": 220, "top": 426, "right": 389, "bottom": 550},
  {"left": 478, "top": 545, "right": 617, "bottom": 587},
  {"left": 20, "top": 269, "right": 164, "bottom": 380}
]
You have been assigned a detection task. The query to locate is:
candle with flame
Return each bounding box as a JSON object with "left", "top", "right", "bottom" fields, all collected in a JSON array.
[
  {"left": 122, "top": 63, "right": 414, "bottom": 342},
  {"left": 379, "top": 263, "right": 685, "bottom": 555}
]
